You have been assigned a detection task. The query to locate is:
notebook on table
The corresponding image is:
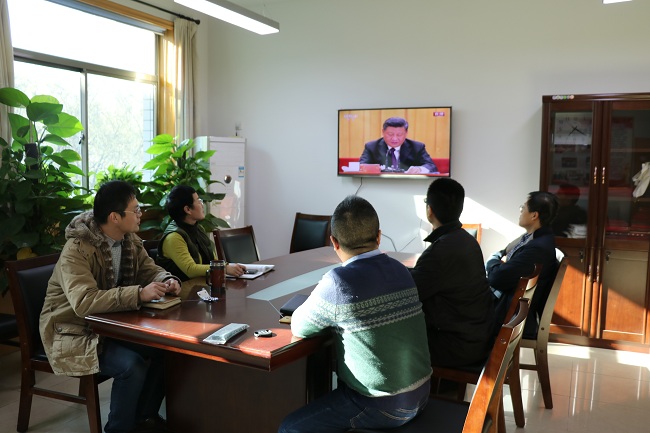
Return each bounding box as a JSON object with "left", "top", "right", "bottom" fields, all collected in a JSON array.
[
  {"left": 237, "top": 264, "right": 275, "bottom": 279},
  {"left": 142, "top": 296, "right": 181, "bottom": 310}
]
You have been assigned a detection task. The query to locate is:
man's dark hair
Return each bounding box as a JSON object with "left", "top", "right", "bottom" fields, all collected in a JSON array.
[
  {"left": 331, "top": 195, "right": 380, "bottom": 253},
  {"left": 166, "top": 185, "right": 198, "bottom": 223},
  {"left": 382, "top": 117, "right": 409, "bottom": 131},
  {"left": 425, "top": 178, "right": 465, "bottom": 224},
  {"left": 93, "top": 180, "right": 137, "bottom": 224},
  {"left": 526, "top": 191, "right": 559, "bottom": 226}
]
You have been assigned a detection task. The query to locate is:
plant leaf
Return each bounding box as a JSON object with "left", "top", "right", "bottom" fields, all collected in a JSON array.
[
  {"left": 49, "top": 154, "right": 70, "bottom": 168},
  {"left": 59, "top": 149, "right": 82, "bottom": 162},
  {"left": 46, "top": 113, "right": 83, "bottom": 138},
  {"left": 26, "top": 102, "right": 63, "bottom": 123},
  {"left": 152, "top": 133, "right": 174, "bottom": 144},
  {"left": 0, "top": 87, "right": 30, "bottom": 108},
  {"left": 42, "top": 134, "right": 71, "bottom": 147}
]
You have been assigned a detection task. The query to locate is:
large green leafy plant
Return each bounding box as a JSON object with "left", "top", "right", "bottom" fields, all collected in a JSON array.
[
  {"left": 0, "top": 87, "right": 91, "bottom": 293},
  {"left": 139, "top": 134, "right": 228, "bottom": 237},
  {"left": 95, "top": 163, "right": 144, "bottom": 191}
]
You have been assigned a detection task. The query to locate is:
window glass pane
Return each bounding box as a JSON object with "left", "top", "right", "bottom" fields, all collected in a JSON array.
[
  {"left": 13, "top": 61, "right": 82, "bottom": 156},
  {"left": 8, "top": 0, "right": 155, "bottom": 74},
  {"left": 87, "top": 74, "right": 155, "bottom": 189}
]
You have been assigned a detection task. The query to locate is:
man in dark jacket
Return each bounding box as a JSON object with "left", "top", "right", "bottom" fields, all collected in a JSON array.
[
  {"left": 410, "top": 178, "right": 495, "bottom": 367},
  {"left": 486, "top": 191, "right": 559, "bottom": 337}
]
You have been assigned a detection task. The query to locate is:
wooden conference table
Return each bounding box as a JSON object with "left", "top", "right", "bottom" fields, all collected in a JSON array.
[{"left": 86, "top": 247, "right": 418, "bottom": 433}]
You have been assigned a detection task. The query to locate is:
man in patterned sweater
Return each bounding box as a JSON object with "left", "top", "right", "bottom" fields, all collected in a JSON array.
[{"left": 278, "top": 195, "right": 432, "bottom": 433}]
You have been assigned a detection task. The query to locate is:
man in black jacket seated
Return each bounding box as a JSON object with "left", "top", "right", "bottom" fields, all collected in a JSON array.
[
  {"left": 486, "top": 191, "right": 559, "bottom": 338},
  {"left": 410, "top": 178, "right": 495, "bottom": 368}
]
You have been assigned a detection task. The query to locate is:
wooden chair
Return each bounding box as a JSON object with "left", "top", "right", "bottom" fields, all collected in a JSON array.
[
  {"left": 519, "top": 250, "right": 567, "bottom": 410},
  {"left": 213, "top": 225, "right": 260, "bottom": 263},
  {"left": 462, "top": 223, "right": 482, "bottom": 244},
  {"left": 289, "top": 212, "right": 332, "bottom": 253},
  {"left": 431, "top": 264, "right": 542, "bottom": 431},
  {"left": 6, "top": 254, "right": 106, "bottom": 433},
  {"left": 350, "top": 298, "right": 531, "bottom": 433}
]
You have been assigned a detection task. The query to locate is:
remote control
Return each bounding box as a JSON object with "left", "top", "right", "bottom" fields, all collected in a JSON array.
[{"left": 254, "top": 329, "right": 273, "bottom": 338}]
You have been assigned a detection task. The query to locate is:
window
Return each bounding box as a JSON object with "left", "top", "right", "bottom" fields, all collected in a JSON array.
[{"left": 7, "top": 0, "right": 170, "bottom": 188}]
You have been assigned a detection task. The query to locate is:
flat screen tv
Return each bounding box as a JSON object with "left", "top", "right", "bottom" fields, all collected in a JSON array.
[{"left": 338, "top": 106, "right": 451, "bottom": 178}]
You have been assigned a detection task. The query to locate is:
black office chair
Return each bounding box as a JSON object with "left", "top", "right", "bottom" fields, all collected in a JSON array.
[
  {"left": 6, "top": 254, "right": 107, "bottom": 433},
  {"left": 0, "top": 312, "right": 19, "bottom": 348},
  {"left": 289, "top": 212, "right": 332, "bottom": 253},
  {"left": 142, "top": 239, "right": 160, "bottom": 260},
  {"left": 213, "top": 226, "right": 260, "bottom": 263}
]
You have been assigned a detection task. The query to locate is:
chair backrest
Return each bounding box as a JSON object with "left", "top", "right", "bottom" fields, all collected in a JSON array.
[
  {"left": 503, "top": 263, "right": 541, "bottom": 325},
  {"left": 142, "top": 239, "right": 160, "bottom": 260},
  {"left": 463, "top": 298, "right": 530, "bottom": 432},
  {"left": 213, "top": 226, "right": 260, "bottom": 263},
  {"left": 5, "top": 254, "right": 60, "bottom": 358},
  {"left": 289, "top": 212, "right": 332, "bottom": 253},
  {"left": 462, "top": 223, "right": 482, "bottom": 244},
  {"left": 527, "top": 253, "right": 568, "bottom": 343}
]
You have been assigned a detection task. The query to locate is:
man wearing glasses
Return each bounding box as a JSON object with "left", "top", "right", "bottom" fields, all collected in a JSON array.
[
  {"left": 486, "top": 191, "right": 559, "bottom": 337},
  {"left": 40, "top": 180, "right": 181, "bottom": 433}
]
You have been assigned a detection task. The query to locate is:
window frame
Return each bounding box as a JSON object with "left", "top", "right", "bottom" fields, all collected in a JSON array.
[{"left": 10, "top": 0, "right": 175, "bottom": 188}]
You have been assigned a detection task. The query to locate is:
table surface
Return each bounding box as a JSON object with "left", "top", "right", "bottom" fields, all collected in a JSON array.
[{"left": 86, "top": 247, "right": 419, "bottom": 371}]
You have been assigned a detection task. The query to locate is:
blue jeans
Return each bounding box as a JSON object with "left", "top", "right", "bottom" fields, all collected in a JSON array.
[
  {"left": 98, "top": 338, "right": 166, "bottom": 433},
  {"left": 278, "top": 381, "right": 429, "bottom": 433}
]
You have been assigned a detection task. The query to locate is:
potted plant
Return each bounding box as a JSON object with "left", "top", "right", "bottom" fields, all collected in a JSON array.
[
  {"left": 138, "top": 133, "right": 228, "bottom": 238},
  {"left": 94, "top": 163, "right": 144, "bottom": 192},
  {"left": 0, "top": 87, "right": 91, "bottom": 293}
]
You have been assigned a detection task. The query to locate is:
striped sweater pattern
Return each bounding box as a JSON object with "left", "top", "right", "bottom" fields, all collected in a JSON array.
[{"left": 291, "top": 251, "right": 432, "bottom": 398}]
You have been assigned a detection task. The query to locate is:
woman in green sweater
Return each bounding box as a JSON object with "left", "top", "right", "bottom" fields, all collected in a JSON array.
[{"left": 156, "top": 185, "right": 245, "bottom": 280}]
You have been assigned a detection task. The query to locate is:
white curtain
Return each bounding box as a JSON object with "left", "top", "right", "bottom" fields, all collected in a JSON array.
[
  {"left": 0, "top": 0, "right": 14, "bottom": 145},
  {"left": 174, "top": 18, "right": 198, "bottom": 142}
]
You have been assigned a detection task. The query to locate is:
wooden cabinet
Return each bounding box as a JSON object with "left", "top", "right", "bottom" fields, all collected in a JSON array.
[{"left": 540, "top": 93, "right": 650, "bottom": 350}]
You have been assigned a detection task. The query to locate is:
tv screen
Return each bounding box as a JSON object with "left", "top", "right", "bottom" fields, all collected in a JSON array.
[{"left": 338, "top": 106, "right": 451, "bottom": 178}]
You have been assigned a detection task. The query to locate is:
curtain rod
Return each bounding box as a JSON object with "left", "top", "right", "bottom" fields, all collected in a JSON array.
[{"left": 131, "top": 0, "right": 200, "bottom": 25}]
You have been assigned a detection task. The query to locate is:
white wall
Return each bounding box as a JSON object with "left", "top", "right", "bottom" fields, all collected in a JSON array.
[{"left": 131, "top": 0, "right": 650, "bottom": 260}]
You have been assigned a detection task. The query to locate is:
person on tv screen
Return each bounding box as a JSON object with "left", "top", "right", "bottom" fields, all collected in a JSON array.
[{"left": 359, "top": 116, "right": 438, "bottom": 174}]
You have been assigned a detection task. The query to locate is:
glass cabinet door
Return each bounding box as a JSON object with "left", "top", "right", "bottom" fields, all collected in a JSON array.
[
  {"left": 605, "top": 101, "right": 650, "bottom": 239},
  {"left": 545, "top": 107, "right": 594, "bottom": 239}
]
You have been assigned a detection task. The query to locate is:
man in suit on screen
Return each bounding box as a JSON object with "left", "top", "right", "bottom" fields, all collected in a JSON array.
[{"left": 359, "top": 116, "right": 438, "bottom": 174}]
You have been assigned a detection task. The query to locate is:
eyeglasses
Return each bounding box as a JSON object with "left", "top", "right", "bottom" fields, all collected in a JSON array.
[
  {"left": 196, "top": 198, "right": 204, "bottom": 204},
  {"left": 123, "top": 206, "right": 142, "bottom": 216}
]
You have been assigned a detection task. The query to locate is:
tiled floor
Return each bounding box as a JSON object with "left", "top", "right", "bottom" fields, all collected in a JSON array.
[{"left": 0, "top": 343, "right": 648, "bottom": 432}]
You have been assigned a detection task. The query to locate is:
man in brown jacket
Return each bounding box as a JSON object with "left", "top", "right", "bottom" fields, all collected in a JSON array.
[{"left": 39, "top": 180, "right": 181, "bottom": 433}]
